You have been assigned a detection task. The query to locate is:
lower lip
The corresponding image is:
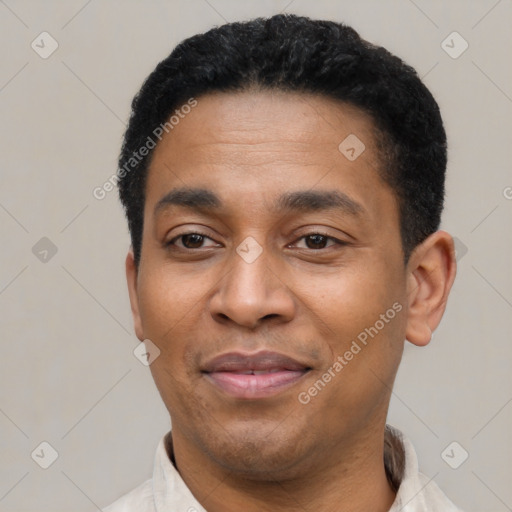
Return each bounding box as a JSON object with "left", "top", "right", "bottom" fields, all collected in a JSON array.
[{"left": 205, "top": 370, "right": 308, "bottom": 399}]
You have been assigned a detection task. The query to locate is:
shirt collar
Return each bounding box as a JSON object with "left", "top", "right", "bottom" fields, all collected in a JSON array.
[{"left": 152, "top": 432, "right": 207, "bottom": 512}]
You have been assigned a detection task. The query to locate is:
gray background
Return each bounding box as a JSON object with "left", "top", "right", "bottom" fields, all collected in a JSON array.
[{"left": 1, "top": 0, "right": 511, "bottom": 510}]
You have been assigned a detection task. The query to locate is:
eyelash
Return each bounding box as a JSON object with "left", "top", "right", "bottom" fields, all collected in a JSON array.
[{"left": 166, "top": 231, "right": 346, "bottom": 251}]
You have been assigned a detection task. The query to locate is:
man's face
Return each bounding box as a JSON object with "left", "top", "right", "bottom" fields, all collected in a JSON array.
[{"left": 128, "top": 90, "right": 409, "bottom": 478}]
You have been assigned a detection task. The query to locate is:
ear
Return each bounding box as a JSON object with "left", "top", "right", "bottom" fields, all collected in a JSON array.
[
  {"left": 405, "top": 231, "right": 457, "bottom": 346},
  {"left": 126, "top": 248, "right": 144, "bottom": 341}
]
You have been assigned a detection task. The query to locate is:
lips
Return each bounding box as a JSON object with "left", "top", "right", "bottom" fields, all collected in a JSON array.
[{"left": 202, "top": 351, "right": 311, "bottom": 399}]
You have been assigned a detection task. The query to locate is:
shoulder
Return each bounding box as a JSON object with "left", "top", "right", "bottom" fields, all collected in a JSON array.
[{"left": 102, "top": 479, "right": 154, "bottom": 512}]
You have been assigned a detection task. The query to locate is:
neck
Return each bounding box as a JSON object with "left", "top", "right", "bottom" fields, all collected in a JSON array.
[{"left": 169, "top": 424, "right": 398, "bottom": 512}]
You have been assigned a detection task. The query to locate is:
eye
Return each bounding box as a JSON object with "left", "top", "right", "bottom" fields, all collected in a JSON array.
[
  {"left": 166, "top": 231, "right": 345, "bottom": 252},
  {"left": 293, "top": 233, "right": 344, "bottom": 250},
  {"left": 167, "top": 232, "right": 219, "bottom": 250}
]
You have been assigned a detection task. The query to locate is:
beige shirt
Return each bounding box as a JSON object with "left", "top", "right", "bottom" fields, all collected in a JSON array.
[{"left": 104, "top": 428, "right": 463, "bottom": 512}]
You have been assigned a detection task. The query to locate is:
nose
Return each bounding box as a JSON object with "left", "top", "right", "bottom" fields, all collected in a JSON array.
[{"left": 209, "top": 246, "right": 296, "bottom": 329}]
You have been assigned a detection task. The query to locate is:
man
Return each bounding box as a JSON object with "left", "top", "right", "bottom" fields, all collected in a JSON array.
[{"left": 106, "top": 13, "right": 461, "bottom": 511}]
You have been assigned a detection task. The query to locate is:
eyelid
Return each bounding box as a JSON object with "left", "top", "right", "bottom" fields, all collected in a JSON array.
[
  {"left": 166, "top": 230, "right": 220, "bottom": 248},
  {"left": 289, "top": 232, "right": 346, "bottom": 249}
]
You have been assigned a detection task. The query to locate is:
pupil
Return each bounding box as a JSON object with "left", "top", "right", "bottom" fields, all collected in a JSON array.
[
  {"left": 307, "top": 234, "right": 326, "bottom": 249},
  {"left": 183, "top": 234, "right": 203, "bottom": 248}
]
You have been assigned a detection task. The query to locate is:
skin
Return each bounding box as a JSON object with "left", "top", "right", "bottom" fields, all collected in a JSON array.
[{"left": 126, "top": 90, "right": 456, "bottom": 512}]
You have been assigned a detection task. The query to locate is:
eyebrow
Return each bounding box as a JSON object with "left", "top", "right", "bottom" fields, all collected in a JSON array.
[
  {"left": 154, "top": 187, "right": 365, "bottom": 217},
  {"left": 275, "top": 190, "right": 364, "bottom": 216}
]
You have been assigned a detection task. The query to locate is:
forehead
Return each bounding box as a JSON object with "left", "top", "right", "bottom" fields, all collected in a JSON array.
[
  {"left": 143, "top": 90, "right": 396, "bottom": 228},
  {"left": 153, "top": 90, "right": 378, "bottom": 160}
]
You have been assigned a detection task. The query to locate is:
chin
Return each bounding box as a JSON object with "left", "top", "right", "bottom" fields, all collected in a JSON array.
[{"left": 200, "top": 423, "right": 313, "bottom": 480}]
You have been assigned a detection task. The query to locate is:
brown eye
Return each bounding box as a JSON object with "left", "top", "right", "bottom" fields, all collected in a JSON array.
[
  {"left": 181, "top": 233, "right": 205, "bottom": 248},
  {"left": 305, "top": 234, "right": 328, "bottom": 249},
  {"left": 166, "top": 232, "right": 220, "bottom": 250},
  {"left": 291, "top": 233, "right": 344, "bottom": 251}
]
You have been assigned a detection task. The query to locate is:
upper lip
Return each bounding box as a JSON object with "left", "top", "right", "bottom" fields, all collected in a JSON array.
[{"left": 202, "top": 350, "right": 310, "bottom": 373}]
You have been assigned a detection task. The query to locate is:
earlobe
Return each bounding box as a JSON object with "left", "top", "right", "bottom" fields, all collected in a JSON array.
[
  {"left": 126, "top": 248, "right": 145, "bottom": 341},
  {"left": 404, "top": 231, "right": 456, "bottom": 347}
]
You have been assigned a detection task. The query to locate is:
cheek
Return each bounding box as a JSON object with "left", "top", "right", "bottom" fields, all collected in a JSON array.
[
  {"left": 301, "top": 257, "right": 406, "bottom": 388},
  {"left": 136, "top": 268, "right": 213, "bottom": 395},
  {"left": 138, "top": 265, "right": 210, "bottom": 338},
  {"left": 138, "top": 270, "right": 208, "bottom": 416},
  {"left": 305, "top": 261, "right": 402, "bottom": 336}
]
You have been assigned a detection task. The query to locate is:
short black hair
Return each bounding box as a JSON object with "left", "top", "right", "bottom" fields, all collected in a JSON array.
[{"left": 118, "top": 13, "right": 447, "bottom": 267}]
